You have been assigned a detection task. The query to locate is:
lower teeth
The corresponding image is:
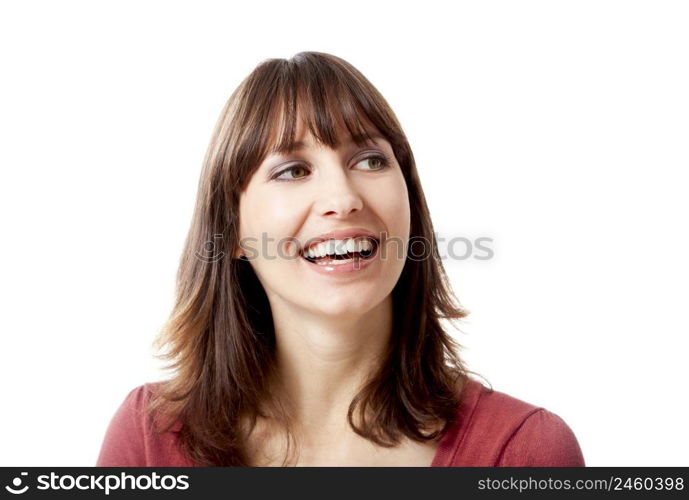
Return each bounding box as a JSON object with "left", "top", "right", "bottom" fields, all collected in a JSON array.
[
  {"left": 316, "top": 256, "right": 357, "bottom": 266},
  {"left": 306, "top": 249, "right": 373, "bottom": 266}
]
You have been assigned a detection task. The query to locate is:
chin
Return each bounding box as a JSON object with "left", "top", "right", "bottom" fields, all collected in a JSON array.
[{"left": 304, "top": 296, "right": 380, "bottom": 319}]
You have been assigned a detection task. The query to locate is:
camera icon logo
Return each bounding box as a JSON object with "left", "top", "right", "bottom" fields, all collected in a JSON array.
[{"left": 5, "top": 472, "right": 29, "bottom": 495}]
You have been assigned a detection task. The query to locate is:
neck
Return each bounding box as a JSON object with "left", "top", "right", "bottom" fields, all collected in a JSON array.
[{"left": 268, "top": 296, "right": 393, "bottom": 437}]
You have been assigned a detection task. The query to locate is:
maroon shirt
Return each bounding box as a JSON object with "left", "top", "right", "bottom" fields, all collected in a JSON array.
[{"left": 96, "top": 377, "right": 585, "bottom": 467}]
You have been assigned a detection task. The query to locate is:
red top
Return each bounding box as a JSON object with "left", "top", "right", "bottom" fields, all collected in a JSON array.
[{"left": 96, "top": 377, "right": 585, "bottom": 467}]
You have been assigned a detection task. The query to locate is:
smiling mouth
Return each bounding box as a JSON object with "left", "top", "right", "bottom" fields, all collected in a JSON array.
[{"left": 300, "top": 237, "right": 379, "bottom": 264}]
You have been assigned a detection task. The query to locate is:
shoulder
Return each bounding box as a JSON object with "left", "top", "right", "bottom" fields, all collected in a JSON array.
[
  {"left": 96, "top": 382, "right": 192, "bottom": 467},
  {"left": 495, "top": 405, "right": 585, "bottom": 467},
  {"left": 98, "top": 382, "right": 163, "bottom": 429},
  {"left": 435, "top": 378, "right": 585, "bottom": 467}
]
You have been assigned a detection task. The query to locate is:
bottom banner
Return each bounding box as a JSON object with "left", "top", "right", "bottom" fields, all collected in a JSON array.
[{"left": 0, "top": 467, "right": 686, "bottom": 499}]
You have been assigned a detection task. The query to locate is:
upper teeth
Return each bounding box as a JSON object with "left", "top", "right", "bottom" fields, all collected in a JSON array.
[{"left": 304, "top": 237, "right": 374, "bottom": 259}]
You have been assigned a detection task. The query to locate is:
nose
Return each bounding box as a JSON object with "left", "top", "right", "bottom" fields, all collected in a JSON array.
[{"left": 313, "top": 161, "right": 364, "bottom": 218}]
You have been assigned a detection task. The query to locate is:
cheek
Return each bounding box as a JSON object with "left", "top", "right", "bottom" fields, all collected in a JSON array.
[
  {"left": 365, "top": 176, "right": 410, "bottom": 263},
  {"left": 241, "top": 190, "right": 301, "bottom": 236},
  {"left": 371, "top": 175, "right": 411, "bottom": 234},
  {"left": 239, "top": 189, "right": 306, "bottom": 260}
]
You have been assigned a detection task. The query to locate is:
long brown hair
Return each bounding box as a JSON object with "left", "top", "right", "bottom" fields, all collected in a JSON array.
[{"left": 148, "top": 51, "right": 482, "bottom": 466}]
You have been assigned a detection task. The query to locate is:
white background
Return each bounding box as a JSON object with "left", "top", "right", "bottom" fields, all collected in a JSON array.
[{"left": 1, "top": 0, "right": 687, "bottom": 466}]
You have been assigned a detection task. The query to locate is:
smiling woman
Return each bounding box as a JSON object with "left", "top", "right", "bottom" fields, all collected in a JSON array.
[{"left": 96, "top": 51, "right": 585, "bottom": 467}]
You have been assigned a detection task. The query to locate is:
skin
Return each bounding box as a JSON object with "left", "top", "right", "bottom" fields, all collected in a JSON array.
[{"left": 236, "top": 118, "right": 438, "bottom": 465}]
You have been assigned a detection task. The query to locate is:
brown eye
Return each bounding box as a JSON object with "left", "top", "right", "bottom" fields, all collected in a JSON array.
[
  {"left": 274, "top": 165, "right": 309, "bottom": 181},
  {"left": 356, "top": 154, "right": 390, "bottom": 171},
  {"left": 367, "top": 157, "right": 382, "bottom": 169}
]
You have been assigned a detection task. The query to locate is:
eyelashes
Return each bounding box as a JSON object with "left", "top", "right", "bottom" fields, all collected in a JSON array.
[{"left": 270, "top": 152, "right": 392, "bottom": 182}]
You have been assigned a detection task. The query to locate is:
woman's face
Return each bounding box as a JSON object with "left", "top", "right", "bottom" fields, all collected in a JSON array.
[{"left": 237, "top": 119, "right": 410, "bottom": 320}]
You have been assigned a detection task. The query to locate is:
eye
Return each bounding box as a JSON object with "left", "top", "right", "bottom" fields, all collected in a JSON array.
[
  {"left": 354, "top": 153, "right": 391, "bottom": 171},
  {"left": 272, "top": 164, "right": 310, "bottom": 181},
  {"left": 270, "top": 153, "right": 391, "bottom": 182}
]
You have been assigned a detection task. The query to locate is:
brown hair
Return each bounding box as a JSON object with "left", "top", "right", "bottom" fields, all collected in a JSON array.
[{"left": 148, "top": 51, "right": 484, "bottom": 466}]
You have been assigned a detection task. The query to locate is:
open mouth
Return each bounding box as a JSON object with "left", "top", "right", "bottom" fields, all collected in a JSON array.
[{"left": 300, "top": 237, "right": 379, "bottom": 265}]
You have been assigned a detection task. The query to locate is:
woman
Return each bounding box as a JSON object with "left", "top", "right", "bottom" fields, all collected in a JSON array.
[{"left": 96, "top": 52, "right": 585, "bottom": 467}]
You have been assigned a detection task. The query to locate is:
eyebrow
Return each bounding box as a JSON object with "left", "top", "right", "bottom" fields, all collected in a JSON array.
[{"left": 269, "top": 132, "right": 386, "bottom": 155}]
